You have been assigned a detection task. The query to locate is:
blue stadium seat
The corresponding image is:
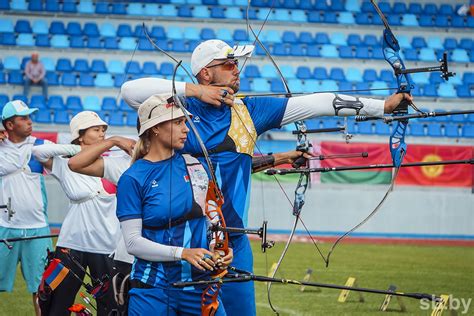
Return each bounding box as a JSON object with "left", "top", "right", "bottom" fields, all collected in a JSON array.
[
  {"left": 438, "top": 4, "right": 454, "bottom": 15},
  {"left": 444, "top": 124, "right": 459, "bottom": 138},
  {"left": 90, "top": 60, "right": 107, "bottom": 73},
  {"left": 339, "top": 46, "right": 353, "bottom": 59},
  {"left": 216, "top": 29, "right": 233, "bottom": 42},
  {"left": 17, "top": 34, "right": 34, "bottom": 46},
  {"left": 290, "top": 44, "right": 305, "bottom": 56},
  {"left": 50, "top": 21, "right": 66, "bottom": 35},
  {"left": 83, "top": 96, "right": 101, "bottom": 112},
  {"left": 375, "top": 121, "right": 390, "bottom": 135},
  {"left": 291, "top": 10, "right": 306, "bottom": 22},
  {"left": 355, "top": 12, "right": 371, "bottom": 25},
  {"left": 298, "top": 32, "right": 313, "bottom": 44},
  {"left": 302, "top": 79, "right": 319, "bottom": 93},
  {"left": 314, "top": 33, "right": 329, "bottom": 45},
  {"left": 30, "top": 95, "right": 46, "bottom": 109},
  {"left": 159, "top": 62, "right": 174, "bottom": 76},
  {"left": 102, "top": 97, "right": 117, "bottom": 111},
  {"left": 108, "top": 112, "right": 124, "bottom": 126},
  {"left": 418, "top": 15, "right": 434, "bottom": 27},
  {"left": 338, "top": 12, "right": 355, "bottom": 24},
  {"left": 33, "top": 111, "right": 52, "bottom": 124},
  {"left": 83, "top": 23, "right": 99, "bottom": 37},
  {"left": 347, "top": 34, "right": 362, "bottom": 47},
  {"left": 104, "top": 37, "right": 118, "bottom": 50},
  {"left": 0, "top": 18, "right": 14, "bottom": 33},
  {"left": 357, "top": 122, "right": 373, "bottom": 134},
  {"left": 61, "top": 73, "right": 77, "bottom": 86},
  {"left": 70, "top": 36, "right": 85, "bottom": 48},
  {"left": 79, "top": 73, "right": 94, "bottom": 87},
  {"left": 379, "top": 70, "right": 394, "bottom": 83},
  {"left": 10, "top": 0, "right": 27, "bottom": 10},
  {"left": 282, "top": 31, "right": 297, "bottom": 44},
  {"left": 0, "top": 33, "right": 15, "bottom": 46},
  {"left": 401, "top": 14, "right": 418, "bottom": 26},
  {"left": 127, "top": 3, "right": 143, "bottom": 15},
  {"left": 150, "top": 26, "right": 166, "bottom": 40},
  {"left": 443, "top": 38, "right": 457, "bottom": 51},
  {"left": 461, "top": 124, "right": 474, "bottom": 138},
  {"left": 48, "top": 96, "right": 65, "bottom": 110},
  {"left": 74, "top": 59, "right": 89, "bottom": 73},
  {"left": 143, "top": 3, "right": 160, "bottom": 16},
  {"left": 85, "top": 36, "right": 101, "bottom": 49},
  {"left": 45, "top": 1, "right": 59, "bottom": 12},
  {"left": 8, "top": 71, "right": 23, "bottom": 85},
  {"left": 56, "top": 58, "right": 73, "bottom": 72},
  {"left": 100, "top": 23, "right": 116, "bottom": 37},
  {"left": 427, "top": 124, "right": 442, "bottom": 137},
  {"left": 346, "top": 68, "right": 363, "bottom": 82},
  {"left": 403, "top": 48, "right": 418, "bottom": 61},
  {"left": 412, "top": 37, "right": 427, "bottom": 49},
  {"left": 329, "top": 68, "right": 345, "bottom": 81},
  {"left": 252, "top": 78, "right": 270, "bottom": 93},
  {"left": 143, "top": 62, "right": 158, "bottom": 75},
  {"left": 117, "top": 24, "right": 133, "bottom": 37},
  {"left": 161, "top": 4, "right": 178, "bottom": 17},
  {"left": 119, "top": 99, "right": 134, "bottom": 112},
  {"left": 363, "top": 34, "right": 379, "bottom": 47},
  {"left": 111, "top": 3, "right": 126, "bottom": 14},
  {"left": 66, "top": 96, "right": 83, "bottom": 111},
  {"left": 171, "top": 40, "right": 188, "bottom": 52},
  {"left": 138, "top": 38, "right": 153, "bottom": 51},
  {"left": 35, "top": 34, "right": 50, "bottom": 47},
  {"left": 419, "top": 48, "right": 436, "bottom": 62},
  {"left": 53, "top": 111, "right": 70, "bottom": 125},
  {"left": 363, "top": 69, "right": 378, "bottom": 82},
  {"left": 280, "top": 65, "right": 295, "bottom": 79},
  {"left": 126, "top": 111, "right": 138, "bottom": 127},
  {"left": 119, "top": 37, "right": 137, "bottom": 50},
  {"left": 244, "top": 65, "right": 260, "bottom": 78},
  {"left": 434, "top": 16, "right": 449, "bottom": 27},
  {"left": 429, "top": 72, "right": 444, "bottom": 85},
  {"left": 296, "top": 66, "right": 311, "bottom": 79},
  {"left": 95, "top": 2, "right": 109, "bottom": 14},
  {"left": 45, "top": 72, "right": 59, "bottom": 86},
  {"left": 313, "top": 67, "right": 327, "bottom": 80},
  {"left": 437, "top": 83, "right": 456, "bottom": 98},
  {"left": 32, "top": 20, "right": 48, "bottom": 34},
  {"left": 320, "top": 80, "right": 338, "bottom": 91},
  {"left": 40, "top": 58, "right": 55, "bottom": 72},
  {"left": 114, "top": 74, "right": 128, "bottom": 87},
  {"left": 287, "top": 78, "right": 303, "bottom": 92},
  {"left": 308, "top": 11, "right": 322, "bottom": 23},
  {"left": 409, "top": 123, "right": 425, "bottom": 136},
  {"left": 423, "top": 84, "right": 438, "bottom": 97},
  {"left": 50, "top": 35, "right": 69, "bottom": 48},
  {"left": 330, "top": 33, "right": 347, "bottom": 46},
  {"left": 62, "top": 1, "right": 77, "bottom": 12},
  {"left": 456, "top": 85, "right": 471, "bottom": 98},
  {"left": 451, "top": 16, "right": 466, "bottom": 28},
  {"left": 263, "top": 30, "right": 281, "bottom": 44},
  {"left": 355, "top": 46, "right": 370, "bottom": 59},
  {"left": 451, "top": 49, "right": 469, "bottom": 63},
  {"left": 125, "top": 61, "right": 141, "bottom": 75},
  {"left": 200, "top": 28, "right": 215, "bottom": 40},
  {"left": 225, "top": 7, "right": 242, "bottom": 19},
  {"left": 370, "top": 81, "right": 390, "bottom": 96},
  {"left": 193, "top": 5, "right": 210, "bottom": 18},
  {"left": 320, "top": 45, "right": 338, "bottom": 58},
  {"left": 270, "top": 78, "right": 286, "bottom": 93},
  {"left": 184, "top": 27, "right": 200, "bottom": 41},
  {"left": 345, "top": 0, "right": 361, "bottom": 12},
  {"left": 261, "top": 65, "right": 278, "bottom": 78},
  {"left": 211, "top": 6, "right": 226, "bottom": 18},
  {"left": 423, "top": 3, "right": 438, "bottom": 15},
  {"left": 78, "top": 0, "right": 94, "bottom": 13},
  {"left": 95, "top": 73, "right": 114, "bottom": 88},
  {"left": 28, "top": 0, "right": 43, "bottom": 11},
  {"left": 427, "top": 36, "right": 443, "bottom": 50},
  {"left": 15, "top": 20, "right": 32, "bottom": 33},
  {"left": 459, "top": 38, "right": 473, "bottom": 50}
]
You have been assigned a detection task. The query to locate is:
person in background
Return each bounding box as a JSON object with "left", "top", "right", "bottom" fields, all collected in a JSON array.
[
  {"left": 32, "top": 111, "right": 121, "bottom": 315},
  {"left": 0, "top": 100, "right": 53, "bottom": 316},
  {"left": 24, "top": 52, "right": 48, "bottom": 101}
]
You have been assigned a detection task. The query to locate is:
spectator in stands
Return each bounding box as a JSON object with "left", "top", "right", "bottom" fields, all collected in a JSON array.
[
  {"left": 24, "top": 52, "right": 48, "bottom": 100},
  {"left": 0, "top": 100, "right": 53, "bottom": 316},
  {"left": 121, "top": 39, "right": 412, "bottom": 316},
  {"left": 32, "top": 111, "right": 121, "bottom": 316}
]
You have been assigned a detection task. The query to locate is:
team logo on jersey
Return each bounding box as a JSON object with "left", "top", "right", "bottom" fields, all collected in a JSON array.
[
  {"left": 151, "top": 180, "right": 158, "bottom": 188},
  {"left": 184, "top": 174, "right": 190, "bottom": 182},
  {"left": 193, "top": 116, "right": 200, "bottom": 123}
]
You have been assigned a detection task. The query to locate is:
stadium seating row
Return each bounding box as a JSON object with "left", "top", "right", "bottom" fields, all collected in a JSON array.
[
  {"left": 3, "top": 19, "right": 473, "bottom": 52},
  {"left": 2, "top": 0, "right": 472, "bottom": 28}
]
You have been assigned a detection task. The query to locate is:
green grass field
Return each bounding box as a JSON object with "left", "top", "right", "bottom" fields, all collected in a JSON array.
[{"left": 1, "top": 241, "right": 473, "bottom": 315}]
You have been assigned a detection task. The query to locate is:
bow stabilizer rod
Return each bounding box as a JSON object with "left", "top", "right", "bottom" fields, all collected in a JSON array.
[
  {"left": 265, "top": 158, "right": 474, "bottom": 175},
  {"left": 173, "top": 268, "right": 441, "bottom": 302},
  {"left": 357, "top": 109, "right": 474, "bottom": 123},
  {"left": 210, "top": 221, "right": 275, "bottom": 252}
]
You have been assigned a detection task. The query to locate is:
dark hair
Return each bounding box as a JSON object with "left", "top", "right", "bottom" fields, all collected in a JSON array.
[
  {"left": 2, "top": 116, "right": 16, "bottom": 130},
  {"left": 71, "top": 129, "right": 86, "bottom": 145}
]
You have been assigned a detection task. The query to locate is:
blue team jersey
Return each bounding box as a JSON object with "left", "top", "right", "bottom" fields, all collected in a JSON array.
[
  {"left": 182, "top": 96, "right": 287, "bottom": 229},
  {"left": 116, "top": 154, "right": 210, "bottom": 287}
]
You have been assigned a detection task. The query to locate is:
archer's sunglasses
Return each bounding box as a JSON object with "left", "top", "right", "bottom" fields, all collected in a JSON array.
[{"left": 206, "top": 59, "right": 239, "bottom": 71}]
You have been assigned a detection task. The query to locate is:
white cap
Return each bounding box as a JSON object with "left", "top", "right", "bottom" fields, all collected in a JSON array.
[
  {"left": 138, "top": 94, "right": 191, "bottom": 136},
  {"left": 191, "top": 39, "right": 254, "bottom": 76},
  {"left": 70, "top": 111, "right": 108, "bottom": 142}
]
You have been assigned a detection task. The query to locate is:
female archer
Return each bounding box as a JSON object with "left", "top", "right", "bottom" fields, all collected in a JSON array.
[{"left": 116, "top": 93, "right": 232, "bottom": 315}]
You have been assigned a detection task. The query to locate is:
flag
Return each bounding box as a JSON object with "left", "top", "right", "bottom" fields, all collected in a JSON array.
[
  {"left": 43, "top": 259, "right": 69, "bottom": 290},
  {"left": 320, "top": 141, "right": 392, "bottom": 184}
]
